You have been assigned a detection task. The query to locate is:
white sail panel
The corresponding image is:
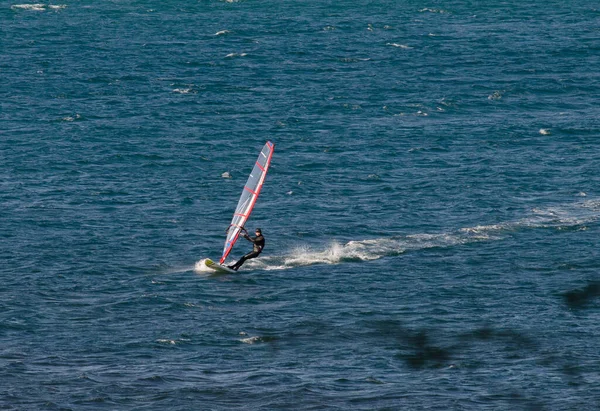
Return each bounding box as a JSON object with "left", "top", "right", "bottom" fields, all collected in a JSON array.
[{"left": 220, "top": 141, "right": 274, "bottom": 264}]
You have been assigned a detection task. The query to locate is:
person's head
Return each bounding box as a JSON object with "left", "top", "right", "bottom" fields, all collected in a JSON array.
[{"left": 255, "top": 228, "right": 262, "bottom": 235}]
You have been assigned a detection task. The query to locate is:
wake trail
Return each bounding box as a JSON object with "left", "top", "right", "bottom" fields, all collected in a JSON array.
[{"left": 222, "top": 198, "right": 600, "bottom": 271}]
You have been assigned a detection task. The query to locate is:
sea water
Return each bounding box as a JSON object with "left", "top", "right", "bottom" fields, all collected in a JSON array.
[{"left": 2, "top": 1, "right": 600, "bottom": 409}]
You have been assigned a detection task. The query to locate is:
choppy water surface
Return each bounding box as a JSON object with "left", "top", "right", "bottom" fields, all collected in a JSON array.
[{"left": 2, "top": 1, "right": 600, "bottom": 409}]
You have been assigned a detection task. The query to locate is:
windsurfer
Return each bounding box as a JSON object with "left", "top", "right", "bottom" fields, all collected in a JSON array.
[{"left": 228, "top": 228, "right": 265, "bottom": 271}]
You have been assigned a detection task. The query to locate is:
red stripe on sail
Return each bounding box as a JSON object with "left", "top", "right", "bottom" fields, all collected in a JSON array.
[{"left": 244, "top": 186, "right": 258, "bottom": 196}]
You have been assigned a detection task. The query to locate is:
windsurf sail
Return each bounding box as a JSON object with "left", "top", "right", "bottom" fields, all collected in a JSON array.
[{"left": 220, "top": 141, "right": 274, "bottom": 264}]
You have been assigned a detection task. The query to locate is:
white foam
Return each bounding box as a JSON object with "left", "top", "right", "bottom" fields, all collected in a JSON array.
[
  {"left": 460, "top": 224, "right": 506, "bottom": 237},
  {"left": 284, "top": 242, "right": 346, "bottom": 266},
  {"left": 245, "top": 239, "right": 406, "bottom": 271},
  {"left": 521, "top": 202, "right": 599, "bottom": 229},
  {"left": 581, "top": 199, "right": 600, "bottom": 209},
  {"left": 194, "top": 259, "right": 214, "bottom": 273},
  {"left": 264, "top": 201, "right": 599, "bottom": 270},
  {"left": 405, "top": 232, "right": 472, "bottom": 249},
  {"left": 344, "top": 239, "right": 402, "bottom": 260},
  {"left": 215, "top": 30, "right": 230, "bottom": 36}
]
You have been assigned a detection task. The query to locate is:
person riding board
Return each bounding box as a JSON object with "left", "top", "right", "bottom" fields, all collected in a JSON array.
[{"left": 228, "top": 228, "right": 265, "bottom": 271}]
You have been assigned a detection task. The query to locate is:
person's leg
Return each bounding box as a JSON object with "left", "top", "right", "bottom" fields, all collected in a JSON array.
[
  {"left": 228, "top": 256, "right": 241, "bottom": 270},
  {"left": 230, "top": 255, "right": 247, "bottom": 271},
  {"left": 231, "top": 251, "right": 260, "bottom": 271}
]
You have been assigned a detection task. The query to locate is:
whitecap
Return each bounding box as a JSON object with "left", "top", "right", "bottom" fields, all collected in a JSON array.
[
  {"left": 61, "top": 114, "right": 81, "bottom": 122},
  {"left": 11, "top": 4, "right": 46, "bottom": 11},
  {"left": 240, "top": 336, "right": 262, "bottom": 344},
  {"left": 488, "top": 90, "right": 504, "bottom": 100},
  {"left": 387, "top": 43, "right": 412, "bottom": 49},
  {"left": 419, "top": 8, "right": 448, "bottom": 14},
  {"left": 539, "top": 128, "right": 551, "bottom": 135},
  {"left": 156, "top": 339, "right": 177, "bottom": 345},
  {"left": 215, "top": 30, "right": 230, "bottom": 36}
]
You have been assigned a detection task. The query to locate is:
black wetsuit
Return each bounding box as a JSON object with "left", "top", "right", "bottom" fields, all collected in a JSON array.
[{"left": 230, "top": 233, "right": 265, "bottom": 271}]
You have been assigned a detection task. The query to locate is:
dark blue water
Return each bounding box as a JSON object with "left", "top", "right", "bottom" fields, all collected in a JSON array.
[{"left": 2, "top": 1, "right": 600, "bottom": 409}]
